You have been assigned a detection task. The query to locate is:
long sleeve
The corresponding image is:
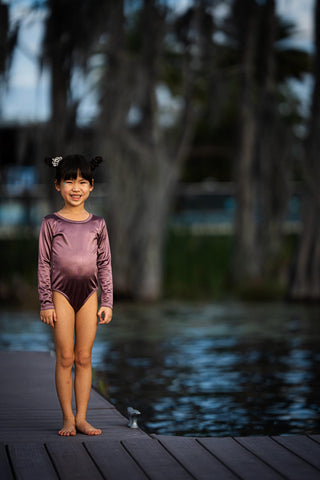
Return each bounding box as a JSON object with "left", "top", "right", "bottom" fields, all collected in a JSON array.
[
  {"left": 38, "top": 218, "right": 54, "bottom": 310},
  {"left": 97, "top": 220, "right": 113, "bottom": 309}
]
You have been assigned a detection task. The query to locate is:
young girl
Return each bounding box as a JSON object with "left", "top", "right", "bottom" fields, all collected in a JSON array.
[{"left": 38, "top": 154, "right": 113, "bottom": 437}]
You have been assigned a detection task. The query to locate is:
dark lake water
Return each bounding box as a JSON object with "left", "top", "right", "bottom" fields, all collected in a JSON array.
[{"left": 1, "top": 301, "right": 320, "bottom": 437}]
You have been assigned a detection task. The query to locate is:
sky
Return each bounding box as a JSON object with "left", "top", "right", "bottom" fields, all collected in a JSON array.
[{"left": 0, "top": 0, "right": 316, "bottom": 125}]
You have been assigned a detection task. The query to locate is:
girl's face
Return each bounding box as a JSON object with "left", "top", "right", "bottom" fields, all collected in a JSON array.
[{"left": 55, "top": 171, "right": 94, "bottom": 208}]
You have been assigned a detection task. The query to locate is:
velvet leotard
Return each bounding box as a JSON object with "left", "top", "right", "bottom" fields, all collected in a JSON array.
[{"left": 38, "top": 213, "right": 113, "bottom": 312}]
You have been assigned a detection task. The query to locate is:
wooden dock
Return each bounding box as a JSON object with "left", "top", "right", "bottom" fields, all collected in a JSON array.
[{"left": 1, "top": 351, "right": 320, "bottom": 479}]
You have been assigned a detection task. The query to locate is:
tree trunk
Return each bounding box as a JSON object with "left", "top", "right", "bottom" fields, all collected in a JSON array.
[
  {"left": 97, "top": 0, "right": 201, "bottom": 301},
  {"left": 255, "top": 0, "right": 292, "bottom": 278},
  {"left": 232, "top": 0, "right": 258, "bottom": 283},
  {"left": 96, "top": 0, "right": 134, "bottom": 298},
  {"left": 233, "top": 0, "right": 293, "bottom": 290},
  {"left": 0, "top": 1, "right": 19, "bottom": 117},
  {"left": 289, "top": 0, "right": 320, "bottom": 300}
]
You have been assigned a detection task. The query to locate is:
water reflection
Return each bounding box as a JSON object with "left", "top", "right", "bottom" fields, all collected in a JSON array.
[{"left": 1, "top": 301, "right": 320, "bottom": 436}]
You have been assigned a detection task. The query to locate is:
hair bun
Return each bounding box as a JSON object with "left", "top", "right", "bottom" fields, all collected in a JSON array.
[{"left": 90, "top": 156, "right": 103, "bottom": 170}]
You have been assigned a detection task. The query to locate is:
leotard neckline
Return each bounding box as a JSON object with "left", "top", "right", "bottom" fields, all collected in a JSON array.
[{"left": 53, "top": 212, "right": 93, "bottom": 223}]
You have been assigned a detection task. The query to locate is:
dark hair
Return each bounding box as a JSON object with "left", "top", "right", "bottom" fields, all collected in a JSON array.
[{"left": 44, "top": 154, "right": 103, "bottom": 185}]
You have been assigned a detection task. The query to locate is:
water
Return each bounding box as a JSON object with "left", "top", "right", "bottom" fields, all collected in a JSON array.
[{"left": 1, "top": 301, "right": 320, "bottom": 437}]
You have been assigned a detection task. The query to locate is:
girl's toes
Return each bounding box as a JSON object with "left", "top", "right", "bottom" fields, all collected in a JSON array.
[
  {"left": 76, "top": 420, "right": 102, "bottom": 436},
  {"left": 59, "top": 420, "right": 76, "bottom": 436}
]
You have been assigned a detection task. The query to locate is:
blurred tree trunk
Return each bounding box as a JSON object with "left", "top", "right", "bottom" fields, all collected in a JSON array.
[
  {"left": 0, "top": 1, "right": 18, "bottom": 117},
  {"left": 0, "top": 1, "right": 8, "bottom": 78},
  {"left": 97, "top": 0, "right": 204, "bottom": 301},
  {"left": 255, "top": 0, "right": 292, "bottom": 279},
  {"left": 42, "top": 0, "right": 75, "bottom": 154},
  {"left": 40, "top": 0, "right": 108, "bottom": 208},
  {"left": 289, "top": 0, "right": 320, "bottom": 300},
  {"left": 40, "top": 0, "right": 80, "bottom": 210},
  {"left": 96, "top": 0, "right": 135, "bottom": 298},
  {"left": 0, "top": 1, "right": 18, "bottom": 77},
  {"left": 126, "top": 0, "right": 174, "bottom": 300},
  {"left": 232, "top": 0, "right": 258, "bottom": 282},
  {"left": 232, "top": 0, "right": 293, "bottom": 290}
]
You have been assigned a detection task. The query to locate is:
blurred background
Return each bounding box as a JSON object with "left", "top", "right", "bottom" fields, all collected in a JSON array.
[{"left": 1, "top": 0, "right": 320, "bottom": 437}]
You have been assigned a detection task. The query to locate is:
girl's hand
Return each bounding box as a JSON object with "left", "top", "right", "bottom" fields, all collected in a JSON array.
[
  {"left": 40, "top": 308, "right": 57, "bottom": 328},
  {"left": 97, "top": 306, "right": 113, "bottom": 325}
]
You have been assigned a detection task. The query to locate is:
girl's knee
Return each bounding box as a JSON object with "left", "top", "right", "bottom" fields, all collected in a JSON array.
[
  {"left": 56, "top": 351, "right": 74, "bottom": 369},
  {"left": 74, "top": 351, "right": 92, "bottom": 369}
]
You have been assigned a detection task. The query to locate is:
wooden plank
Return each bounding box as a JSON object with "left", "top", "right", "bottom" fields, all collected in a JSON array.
[
  {"left": 0, "top": 426, "right": 147, "bottom": 444},
  {"left": 198, "top": 436, "right": 283, "bottom": 480},
  {"left": 0, "top": 407, "right": 127, "bottom": 429},
  {"left": 46, "top": 441, "right": 103, "bottom": 480},
  {"left": 0, "top": 351, "right": 147, "bottom": 443},
  {"left": 0, "top": 431, "right": 64, "bottom": 443},
  {"left": 122, "top": 438, "right": 193, "bottom": 480},
  {"left": 157, "top": 436, "right": 237, "bottom": 480},
  {"left": 0, "top": 443, "right": 14, "bottom": 480},
  {"left": 7, "top": 443, "right": 57, "bottom": 480},
  {"left": 272, "top": 435, "right": 320, "bottom": 471},
  {"left": 85, "top": 440, "right": 148, "bottom": 480},
  {"left": 0, "top": 352, "right": 115, "bottom": 411},
  {"left": 236, "top": 436, "right": 320, "bottom": 480},
  {"left": 310, "top": 435, "right": 320, "bottom": 445}
]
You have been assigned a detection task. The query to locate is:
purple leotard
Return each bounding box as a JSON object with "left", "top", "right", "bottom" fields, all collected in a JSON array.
[{"left": 38, "top": 213, "right": 113, "bottom": 312}]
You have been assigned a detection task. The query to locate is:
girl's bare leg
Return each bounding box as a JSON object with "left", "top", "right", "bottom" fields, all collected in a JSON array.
[
  {"left": 74, "top": 292, "right": 101, "bottom": 435},
  {"left": 52, "top": 291, "right": 76, "bottom": 436}
]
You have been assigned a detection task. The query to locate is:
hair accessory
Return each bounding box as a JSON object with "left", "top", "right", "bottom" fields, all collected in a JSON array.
[
  {"left": 90, "top": 156, "right": 103, "bottom": 170},
  {"left": 52, "top": 156, "right": 63, "bottom": 167}
]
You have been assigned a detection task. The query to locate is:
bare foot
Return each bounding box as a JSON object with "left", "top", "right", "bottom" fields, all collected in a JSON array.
[
  {"left": 75, "top": 419, "right": 102, "bottom": 436},
  {"left": 59, "top": 418, "right": 76, "bottom": 436}
]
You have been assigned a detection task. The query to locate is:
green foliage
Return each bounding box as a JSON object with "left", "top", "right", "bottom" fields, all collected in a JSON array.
[
  {"left": 0, "top": 238, "right": 38, "bottom": 308},
  {"left": 0, "top": 232, "right": 300, "bottom": 307},
  {"left": 163, "top": 230, "right": 299, "bottom": 302},
  {"left": 0, "top": 238, "right": 37, "bottom": 282},
  {"left": 237, "top": 232, "right": 299, "bottom": 301},
  {"left": 97, "top": 378, "right": 108, "bottom": 398},
  {"left": 163, "top": 230, "right": 233, "bottom": 300}
]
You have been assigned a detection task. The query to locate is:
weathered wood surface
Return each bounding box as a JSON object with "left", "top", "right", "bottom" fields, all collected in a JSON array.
[
  {"left": 0, "top": 351, "right": 147, "bottom": 443},
  {"left": 236, "top": 435, "right": 320, "bottom": 480},
  {"left": 1, "top": 351, "right": 320, "bottom": 480}
]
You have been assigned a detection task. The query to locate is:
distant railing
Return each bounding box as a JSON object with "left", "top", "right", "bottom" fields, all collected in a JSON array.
[{"left": 0, "top": 182, "right": 303, "bottom": 237}]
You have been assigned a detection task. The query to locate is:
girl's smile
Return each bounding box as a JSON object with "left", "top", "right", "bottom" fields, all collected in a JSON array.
[{"left": 55, "top": 171, "right": 94, "bottom": 209}]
